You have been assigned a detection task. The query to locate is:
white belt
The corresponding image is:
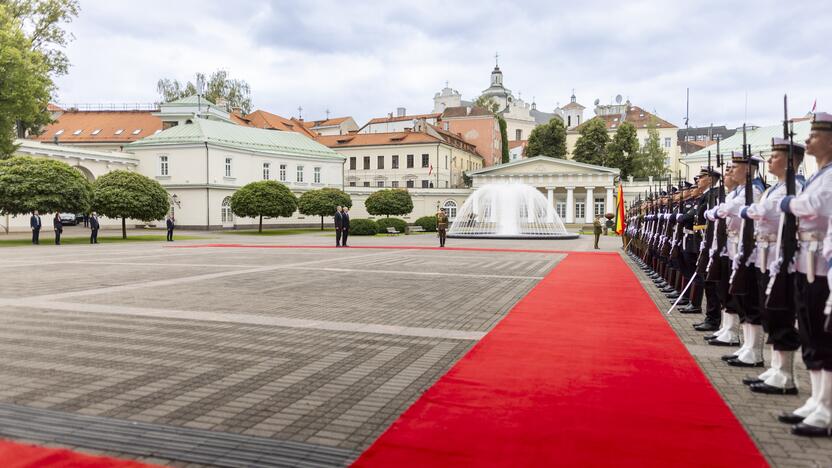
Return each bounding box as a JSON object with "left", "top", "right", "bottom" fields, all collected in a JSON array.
[
  {"left": 756, "top": 233, "right": 778, "bottom": 243},
  {"left": 683, "top": 228, "right": 695, "bottom": 235},
  {"left": 798, "top": 231, "right": 823, "bottom": 283},
  {"left": 798, "top": 231, "right": 823, "bottom": 242}
]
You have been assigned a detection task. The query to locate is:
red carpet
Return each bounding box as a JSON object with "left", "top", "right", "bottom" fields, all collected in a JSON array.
[
  {"left": 0, "top": 440, "right": 159, "bottom": 468},
  {"left": 353, "top": 253, "right": 768, "bottom": 467}
]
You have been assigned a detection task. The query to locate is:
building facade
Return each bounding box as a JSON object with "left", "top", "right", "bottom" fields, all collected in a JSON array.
[{"left": 302, "top": 117, "right": 359, "bottom": 136}]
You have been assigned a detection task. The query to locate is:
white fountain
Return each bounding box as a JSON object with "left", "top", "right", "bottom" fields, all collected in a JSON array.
[{"left": 447, "top": 183, "right": 577, "bottom": 239}]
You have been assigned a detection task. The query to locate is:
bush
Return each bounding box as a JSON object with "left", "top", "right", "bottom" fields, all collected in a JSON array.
[
  {"left": 365, "top": 189, "right": 413, "bottom": 217},
  {"left": 376, "top": 217, "right": 407, "bottom": 234},
  {"left": 414, "top": 216, "right": 437, "bottom": 232},
  {"left": 349, "top": 218, "right": 378, "bottom": 236}
]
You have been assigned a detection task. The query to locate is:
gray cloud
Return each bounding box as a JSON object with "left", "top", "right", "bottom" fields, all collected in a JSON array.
[{"left": 55, "top": 0, "right": 832, "bottom": 129}]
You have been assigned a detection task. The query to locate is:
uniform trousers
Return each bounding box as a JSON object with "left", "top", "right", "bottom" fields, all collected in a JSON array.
[
  {"left": 735, "top": 266, "right": 762, "bottom": 325},
  {"left": 682, "top": 251, "right": 703, "bottom": 306},
  {"left": 795, "top": 273, "right": 832, "bottom": 370},
  {"left": 758, "top": 270, "right": 800, "bottom": 351}
]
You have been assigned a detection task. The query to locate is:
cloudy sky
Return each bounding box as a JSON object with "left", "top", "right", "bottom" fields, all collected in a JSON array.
[{"left": 54, "top": 0, "right": 830, "bottom": 129}]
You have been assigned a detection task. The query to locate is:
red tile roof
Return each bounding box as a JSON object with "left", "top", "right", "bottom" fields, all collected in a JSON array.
[
  {"left": 241, "top": 110, "right": 319, "bottom": 138},
  {"left": 317, "top": 131, "right": 442, "bottom": 148},
  {"left": 30, "top": 111, "right": 163, "bottom": 143},
  {"left": 365, "top": 112, "right": 442, "bottom": 125},
  {"left": 580, "top": 105, "right": 677, "bottom": 131},
  {"left": 302, "top": 117, "right": 352, "bottom": 128},
  {"left": 508, "top": 140, "right": 527, "bottom": 150}
]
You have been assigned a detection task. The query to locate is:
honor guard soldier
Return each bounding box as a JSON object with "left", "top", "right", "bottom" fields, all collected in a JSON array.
[
  {"left": 777, "top": 112, "right": 832, "bottom": 437},
  {"left": 742, "top": 138, "right": 806, "bottom": 395},
  {"left": 692, "top": 167, "right": 723, "bottom": 332}
]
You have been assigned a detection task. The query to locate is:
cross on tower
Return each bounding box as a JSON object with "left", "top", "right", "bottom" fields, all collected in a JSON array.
[
  {"left": 494, "top": 52, "right": 499, "bottom": 66},
  {"left": 297, "top": 106, "right": 303, "bottom": 119},
  {"left": 325, "top": 108, "right": 330, "bottom": 119}
]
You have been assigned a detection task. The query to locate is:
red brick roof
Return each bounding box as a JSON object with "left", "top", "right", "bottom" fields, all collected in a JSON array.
[
  {"left": 580, "top": 105, "right": 677, "bottom": 131},
  {"left": 30, "top": 111, "right": 163, "bottom": 143},
  {"left": 302, "top": 117, "right": 351, "bottom": 128},
  {"left": 240, "top": 110, "right": 319, "bottom": 138},
  {"left": 318, "top": 131, "right": 442, "bottom": 148},
  {"left": 365, "top": 112, "right": 442, "bottom": 125}
]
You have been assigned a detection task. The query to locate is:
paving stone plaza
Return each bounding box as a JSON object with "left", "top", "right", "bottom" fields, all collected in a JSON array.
[{"left": 0, "top": 231, "right": 830, "bottom": 467}]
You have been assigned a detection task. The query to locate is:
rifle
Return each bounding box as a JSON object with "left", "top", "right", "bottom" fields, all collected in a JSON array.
[
  {"left": 706, "top": 139, "right": 726, "bottom": 281},
  {"left": 766, "top": 95, "right": 799, "bottom": 309},
  {"left": 669, "top": 172, "right": 684, "bottom": 262},
  {"left": 729, "top": 125, "right": 754, "bottom": 295},
  {"left": 696, "top": 151, "right": 716, "bottom": 277}
]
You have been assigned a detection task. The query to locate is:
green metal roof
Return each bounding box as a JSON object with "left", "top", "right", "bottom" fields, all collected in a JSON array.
[
  {"left": 684, "top": 120, "right": 811, "bottom": 162},
  {"left": 127, "top": 118, "right": 343, "bottom": 159},
  {"left": 164, "top": 95, "right": 216, "bottom": 107}
]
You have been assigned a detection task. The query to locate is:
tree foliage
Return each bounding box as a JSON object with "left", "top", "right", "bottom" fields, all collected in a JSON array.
[
  {"left": 92, "top": 170, "right": 170, "bottom": 239},
  {"left": 474, "top": 95, "right": 500, "bottom": 113},
  {"left": 606, "top": 122, "right": 639, "bottom": 178},
  {"left": 632, "top": 124, "right": 668, "bottom": 178},
  {"left": 0, "top": 4, "right": 55, "bottom": 157},
  {"left": 297, "top": 188, "right": 352, "bottom": 230},
  {"left": 572, "top": 118, "right": 610, "bottom": 166},
  {"left": 6, "top": 0, "right": 79, "bottom": 76},
  {"left": 157, "top": 70, "right": 252, "bottom": 113},
  {"left": 525, "top": 119, "right": 567, "bottom": 159},
  {"left": 498, "top": 115, "right": 509, "bottom": 164},
  {"left": 364, "top": 189, "right": 413, "bottom": 218},
  {"left": 230, "top": 180, "right": 297, "bottom": 232},
  {"left": 0, "top": 156, "right": 92, "bottom": 215}
]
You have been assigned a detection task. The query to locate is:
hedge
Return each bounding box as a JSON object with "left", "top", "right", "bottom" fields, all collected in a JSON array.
[
  {"left": 375, "top": 217, "right": 407, "bottom": 234},
  {"left": 349, "top": 219, "right": 378, "bottom": 235},
  {"left": 414, "top": 216, "right": 437, "bottom": 232}
]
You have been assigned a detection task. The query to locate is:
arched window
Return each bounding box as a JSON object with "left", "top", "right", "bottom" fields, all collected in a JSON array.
[
  {"left": 221, "top": 197, "right": 234, "bottom": 224},
  {"left": 443, "top": 200, "right": 458, "bottom": 220}
]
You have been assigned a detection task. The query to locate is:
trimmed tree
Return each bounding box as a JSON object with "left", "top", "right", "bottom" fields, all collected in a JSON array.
[
  {"left": 297, "top": 188, "right": 352, "bottom": 230},
  {"left": 572, "top": 118, "right": 610, "bottom": 166},
  {"left": 92, "top": 170, "right": 170, "bottom": 239},
  {"left": 606, "top": 122, "right": 639, "bottom": 178},
  {"left": 364, "top": 189, "right": 413, "bottom": 218},
  {"left": 498, "top": 115, "right": 509, "bottom": 163},
  {"left": 525, "top": 119, "right": 567, "bottom": 158},
  {"left": 230, "top": 180, "right": 297, "bottom": 232},
  {"left": 0, "top": 156, "right": 92, "bottom": 215}
]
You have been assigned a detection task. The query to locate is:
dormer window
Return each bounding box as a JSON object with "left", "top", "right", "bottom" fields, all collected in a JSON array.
[
  {"left": 72, "top": 129, "right": 82, "bottom": 135},
  {"left": 91, "top": 129, "right": 101, "bottom": 135},
  {"left": 55, "top": 129, "right": 64, "bottom": 136},
  {"left": 115, "top": 129, "right": 124, "bottom": 135},
  {"left": 132, "top": 129, "right": 141, "bottom": 135}
]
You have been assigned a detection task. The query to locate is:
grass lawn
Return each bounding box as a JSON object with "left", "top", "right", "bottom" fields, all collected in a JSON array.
[
  {"left": 0, "top": 234, "right": 204, "bottom": 247},
  {"left": 222, "top": 228, "right": 333, "bottom": 236}
]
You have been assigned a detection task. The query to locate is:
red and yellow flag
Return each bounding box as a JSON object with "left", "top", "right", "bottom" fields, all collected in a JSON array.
[{"left": 615, "top": 183, "right": 626, "bottom": 235}]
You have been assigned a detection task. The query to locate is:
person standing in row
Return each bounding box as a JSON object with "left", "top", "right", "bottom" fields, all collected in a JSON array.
[
  {"left": 166, "top": 215, "right": 175, "bottom": 242},
  {"left": 90, "top": 212, "right": 100, "bottom": 244},
  {"left": 436, "top": 208, "right": 448, "bottom": 247},
  {"left": 53, "top": 212, "right": 63, "bottom": 245},
  {"left": 342, "top": 207, "right": 350, "bottom": 247},
  {"left": 334, "top": 206, "right": 344, "bottom": 247},
  {"left": 30, "top": 211, "right": 41, "bottom": 245},
  {"left": 593, "top": 216, "right": 603, "bottom": 249}
]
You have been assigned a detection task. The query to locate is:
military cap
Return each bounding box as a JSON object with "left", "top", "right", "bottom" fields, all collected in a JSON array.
[
  {"left": 731, "top": 150, "right": 763, "bottom": 165},
  {"left": 698, "top": 166, "right": 721, "bottom": 179},
  {"left": 682, "top": 181, "right": 694, "bottom": 188},
  {"left": 811, "top": 112, "right": 832, "bottom": 132},
  {"left": 771, "top": 137, "right": 806, "bottom": 156}
]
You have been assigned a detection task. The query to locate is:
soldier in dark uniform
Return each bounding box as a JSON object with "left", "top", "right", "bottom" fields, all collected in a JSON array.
[
  {"left": 436, "top": 208, "right": 449, "bottom": 247},
  {"left": 678, "top": 172, "right": 712, "bottom": 316}
]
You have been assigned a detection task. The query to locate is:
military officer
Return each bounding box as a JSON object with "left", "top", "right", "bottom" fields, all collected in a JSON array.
[
  {"left": 778, "top": 112, "right": 832, "bottom": 436},
  {"left": 436, "top": 208, "right": 449, "bottom": 248}
]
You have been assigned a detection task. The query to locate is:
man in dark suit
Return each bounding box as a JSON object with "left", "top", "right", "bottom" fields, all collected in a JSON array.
[
  {"left": 53, "top": 212, "right": 63, "bottom": 245},
  {"left": 89, "top": 212, "right": 100, "bottom": 244},
  {"left": 334, "top": 206, "right": 343, "bottom": 247},
  {"left": 341, "top": 207, "right": 350, "bottom": 247},
  {"left": 30, "top": 211, "right": 41, "bottom": 244},
  {"left": 166, "top": 215, "right": 175, "bottom": 241}
]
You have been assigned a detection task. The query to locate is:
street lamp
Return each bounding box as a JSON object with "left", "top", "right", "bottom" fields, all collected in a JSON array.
[{"left": 170, "top": 193, "right": 181, "bottom": 217}]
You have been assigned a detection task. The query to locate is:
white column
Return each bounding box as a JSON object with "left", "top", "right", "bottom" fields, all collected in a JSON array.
[
  {"left": 605, "top": 186, "right": 614, "bottom": 216},
  {"left": 585, "top": 187, "right": 594, "bottom": 223},
  {"left": 565, "top": 187, "right": 575, "bottom": 224},
  {"left": 546, "top": 188, "right": 554, "bottom": 222}
]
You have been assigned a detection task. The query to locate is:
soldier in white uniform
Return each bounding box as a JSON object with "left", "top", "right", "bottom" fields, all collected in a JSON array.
[
  {"left": 741, "top": 138, "right": 805, "bottom": 394},
  {"left": 708, "top": 152, "right": 765, "bottom": 366},
  {"left": 777, "top": 112, "right": 832, "bottom": 437}
]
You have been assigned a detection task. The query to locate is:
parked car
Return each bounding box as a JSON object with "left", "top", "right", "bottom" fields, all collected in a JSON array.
[{"left": 58, "top": 212, "right": 77, "bottom": 225}]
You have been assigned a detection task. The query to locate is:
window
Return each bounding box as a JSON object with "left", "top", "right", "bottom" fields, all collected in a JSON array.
[
  {"left": 314, "top": 167, "right": 321, "bottom": 183},
  {"left": 664, "top": 137, "right": 672, "bottom": 148},
  {"left": 445, "top": 155, "right": 448, "bottom": 169},
  {"left": 421, "top": 154, "right": 429, "bottom": 168},
  {"left": 73, "top": 129, "right": 82, "bottom": 135},
  {"left": 377, "top": 181, "right": 384, "bottom": 187},
  {"left": 349, "top": 157, "right": 356, "bottom": 170},
  {"left": 114, "top": 129, "right": 124, "bottom": 135},
  {"left": 363, "top": 156, "right": 370, "bottom": 170},
  {"left": 55, "top": 129, "right": 64, "bottom": 136},
  {"left": 577, "top": 116, "right": 581, "bottom": 125},
  {"left": 407, "top": 154, "right": 414, "bottom": 168},
  {"left": 443, "top": 200, "right": 457, "bottom": 219},
  {"left": 91, "top": 129, "right": 101, "bottom": 135},
  {"left": 392, "top": 155, "right": 399, "bottom": 169},
  {"left": 349, "top": 181, "right": 356, "bottom": 187},
  {"left": 225, "top": 158, "right": 233, "bottom": 177},
  {"left": 443, "top": 122, "right": 449, "bottom": 131},
  {"left": 296, "top": 165, "right": 304, "bottom": 182},
  {"left": 377, "top": 155, "right": 384, "bottom": 170},
  {"left": 567, "top": 116, "right": 572, "bottom": 127},
  {"left": 594, "top": 197, "right": 605, "bottom": 217},
  {"left": 391, "top": 181, "right": 399, "bottom": 188},
  {"left": 221, "top": 197, "right": 234, "bottom": 224},
  {"left": 406, "top": 180, "right": 414, "bottom": 188},
  {"left": 263, "top": 162, "right": 271, "bottom": 180},
  {"left": 575, "top": 202, "right": 585, "bottom": 220},
  {"left": 132, "top": 129, "right": 141, "bottom": 135},
  {"left": 279, "top": 164, "right": 287, "bottom": 181},
  {"left": 158, "top": 155, "right": 169, "bottom": 176},
  {"left": 515, "top": 129, "right": 522, "bottom": 140},
  {"left": 421, "top": 180, "right": 430, "bottom": 188},
  {"left": 363, "top": 181, "right": 370, "bottom": 187},
  {"left": 555, "top": 201, "right": 567, "bottom": 219}
]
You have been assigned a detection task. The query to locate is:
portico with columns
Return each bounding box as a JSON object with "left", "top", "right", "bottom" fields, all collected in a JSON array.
[{"left": 467, "top": 156, "right": 620, "bottom": 225}]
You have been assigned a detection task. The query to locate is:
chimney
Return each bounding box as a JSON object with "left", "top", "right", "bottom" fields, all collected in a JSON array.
[{"left": 396, "top": 107, "right": 406, "bottom": 117}]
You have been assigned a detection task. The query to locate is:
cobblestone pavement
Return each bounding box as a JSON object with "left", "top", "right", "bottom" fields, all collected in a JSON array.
[
  {"left": 0, "top": 236, "right": 569, "bottom": 467},
  {"left": 622, "top": 253, "right": 832, "bottom": 468}
]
